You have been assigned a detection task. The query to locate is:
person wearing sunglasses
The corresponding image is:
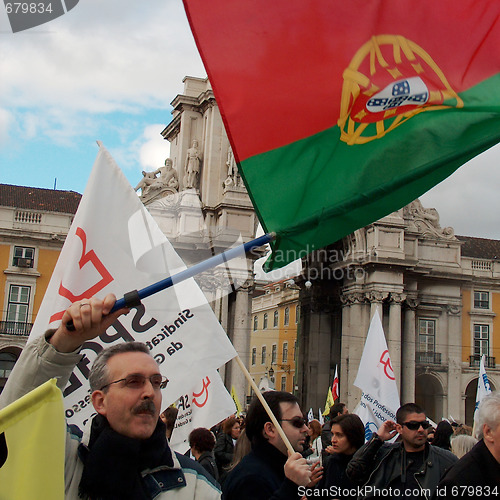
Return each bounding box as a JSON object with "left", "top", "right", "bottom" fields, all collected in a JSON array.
[
  {"left": 346, "top": 403, "right": 457, "bottom": 499},
  {"left": 0, "top": 294, "right": 222, "bottom": 500},
  {"left": 223, "top": 390, "right": 319, "bottom": 500}
]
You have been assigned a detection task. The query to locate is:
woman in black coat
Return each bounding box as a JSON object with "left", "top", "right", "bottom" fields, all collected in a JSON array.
[
  {"left": 189, "top": 427, "right": 219, "bottom": 482},
  {"left": 317, "top": 413, "right": 365, "bottom": 500},
  {"left": 214, "top": 415, "right": 241, "bottom": 481}
]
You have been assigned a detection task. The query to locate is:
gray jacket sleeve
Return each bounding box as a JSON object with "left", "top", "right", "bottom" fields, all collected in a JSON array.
[{"left": 0, "top": 331, "right": 82, "bottom": 409}]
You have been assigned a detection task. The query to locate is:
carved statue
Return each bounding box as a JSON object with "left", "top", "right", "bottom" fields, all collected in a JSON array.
[
  {"left": 224, "top": 147, "right": 242, "bottom": 188},
  {"left": 184, "top": 139, "right": 202, "bottom": 189},
  {"left": 135, "top": 158, "right": 179, "bottom": 203}
]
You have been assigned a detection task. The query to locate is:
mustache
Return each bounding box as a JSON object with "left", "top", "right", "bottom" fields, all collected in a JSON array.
[{"left": 132, "top": 400, "right": 157, "bottom": 415}]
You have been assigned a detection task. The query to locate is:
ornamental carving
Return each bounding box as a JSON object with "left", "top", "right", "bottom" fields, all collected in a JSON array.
[{"left": 403, "top": 199, "right": 455, "bottom": 240}]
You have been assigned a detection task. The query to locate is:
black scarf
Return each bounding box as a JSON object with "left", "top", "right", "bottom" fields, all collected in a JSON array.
[{"left": 78, "top": 415, "right": 173, "bottom": 500}]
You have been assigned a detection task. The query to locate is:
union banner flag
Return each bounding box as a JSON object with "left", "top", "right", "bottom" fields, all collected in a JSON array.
[
  {"left": 0, "top": 379, "right": 65, "bottom": 499},
  {"left": 183, "top": 0, "right": 500, "bottom": 269}
]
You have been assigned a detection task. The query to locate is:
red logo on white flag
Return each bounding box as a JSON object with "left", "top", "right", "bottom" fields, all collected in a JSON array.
[
  {"left": 192, "top": 377, "right": 211, "bottom": 408},
  {"left": 49, "top": 227, "right": 114, "bottom": 322},
  {"left": 379, "top": 350, "right": 395, "bottom": 380}
]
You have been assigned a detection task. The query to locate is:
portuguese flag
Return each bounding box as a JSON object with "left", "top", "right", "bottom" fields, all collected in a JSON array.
[{"left": 183, "top": 0, "right": 500, "bottom": 270}]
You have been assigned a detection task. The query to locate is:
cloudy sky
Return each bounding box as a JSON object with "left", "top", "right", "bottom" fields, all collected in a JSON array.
[{"left": 1, "top": 0, "right": 500, "bottom": 252}]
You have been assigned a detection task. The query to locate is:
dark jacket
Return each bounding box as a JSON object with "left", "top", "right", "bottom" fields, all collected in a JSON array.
[
  {"left": 317, "top": 452, "right": 358, "bottom": 500},
  {"left": 222, "top": 440, "right": 300, "bottom": 500},
  {"left": 197, "top": 451, "right": 219, "bottom": 483},
  {"left": 433, "top": 439, "right": 500, "bottom": 499},
  {"left": 214, "top": 431, "right": 234, "bottom": 476},
  {"left": 346, "top": 435, "right": 457, "bottom": 500}
]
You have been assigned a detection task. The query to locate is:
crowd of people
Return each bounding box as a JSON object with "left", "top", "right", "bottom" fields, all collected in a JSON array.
[{"left": 0, "top": 294, "right": 499, "bottom": 499}]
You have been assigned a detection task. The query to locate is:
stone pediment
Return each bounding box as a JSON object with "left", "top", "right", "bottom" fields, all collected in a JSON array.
[{"left": 403, "top": 199, "right": 456, "bottom": 240}]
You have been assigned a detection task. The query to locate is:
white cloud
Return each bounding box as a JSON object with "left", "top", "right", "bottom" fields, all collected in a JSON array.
[
  {"left": 138, "top": 125, "right": 171, "bottom": 171},
  {"left": 0, "top": 0, "right": 205, "bottom": 115}
]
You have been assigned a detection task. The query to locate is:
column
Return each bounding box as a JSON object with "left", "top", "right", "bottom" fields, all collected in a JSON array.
[
  {"left": 388, "top": 293, "right": 405, "bottom": 393},
  {"left": 402, "top": 298, "right": 418, "bottom": 404},
  {"left": 345, "top": 292, "right": 369, "bottom": 411},
  {"left": 228, "top": 284, "right": 251, "bottom": 405},
  {"left": 447, "top": 304, "right": 462, "bottom": 421},
  {"left": 340, "top": 293, "right": 351, "bottom": 405}
]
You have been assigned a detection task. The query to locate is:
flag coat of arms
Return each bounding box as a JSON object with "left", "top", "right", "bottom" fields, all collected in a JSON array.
[
  {"left": 354, "top": 312, "right": 400, "bottom": 439},
  {"left": 28, "top": 146, "right": 237, "bottom": 428},
  {"left": 184, "top": 0, "right": 500, "bottom": 269},
  {"left": 0, "top": 379, "right": 65, "bottom": 499}
]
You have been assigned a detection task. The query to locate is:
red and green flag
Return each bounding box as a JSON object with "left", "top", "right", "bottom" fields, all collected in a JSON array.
[{"left": 183, "top": 0, "right": 500, "bottom": 270}]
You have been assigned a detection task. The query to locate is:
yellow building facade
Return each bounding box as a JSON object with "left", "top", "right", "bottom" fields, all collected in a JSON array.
[
  {"left": 0, "top": 184, "right": 80, "bottom": 392},
  {"left": 249, "top": 280, "right": 299, "bottom": 402}
]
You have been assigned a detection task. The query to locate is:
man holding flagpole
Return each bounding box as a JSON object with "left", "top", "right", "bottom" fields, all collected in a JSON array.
[{"left": 0, "top": 294, "right": 222, "bottom": 500}]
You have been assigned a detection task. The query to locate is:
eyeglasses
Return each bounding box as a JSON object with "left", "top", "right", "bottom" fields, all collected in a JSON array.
[
  {"left": 281, "top": 417, "right": 308, "bottom": 428},
  {"left": 100, "top": 374, "right": 169, "bottom": 391},
  {"left": 402, "top": 420, "right": 431, "bottom": 431}
]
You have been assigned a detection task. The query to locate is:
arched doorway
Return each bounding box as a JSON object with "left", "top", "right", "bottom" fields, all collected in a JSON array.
[
  {"left": 0, "top": 349, "right": 21, "bottom": 394},
  {"left": 415, "top": 373, "right": 444, "bottom": 422},
  {"left": 465, "top": 378, "right": 497, "bottom": 427}
]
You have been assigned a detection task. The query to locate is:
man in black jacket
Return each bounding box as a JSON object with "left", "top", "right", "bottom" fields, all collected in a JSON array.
[
  {"left": 346, "top": 403, "right": 457, "bottom": 500},
  {"left": 433, "top": 391, "right": 500, "bottom": 498},
  {"left": 222, "top": 391, "right": 315, "bottom": 500}
]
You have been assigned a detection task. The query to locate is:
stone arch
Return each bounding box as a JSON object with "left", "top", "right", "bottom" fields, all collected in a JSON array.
[
  {"left": 415, "top": 372, "right": 445, "bottom": 422},
  {"left": 464, "top": 377, "right": 497, "bottom": 427},
  {"left": 0, "top": 346, "right": 21, "bottom": 394}
]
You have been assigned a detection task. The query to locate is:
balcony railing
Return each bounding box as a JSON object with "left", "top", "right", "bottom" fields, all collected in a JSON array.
[
  {"left": 0, "top": 321, "right": 33, "bottom": 336},
  {"left": 469, "top": 355, "right": 496, "bottom": 368},
  {"left": 416, "top": 351, "right": 442, "bottom": 365}
]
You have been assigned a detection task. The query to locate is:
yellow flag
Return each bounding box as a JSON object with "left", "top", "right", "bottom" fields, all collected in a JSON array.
[
  {"left": 322, "top": 387, "right": 334, "bottom": 416},
  {"left": 0, "top": 379, "right": 65, "bottom": 500},
  {"left": 231, "top": 386, "right": 242, "bottom": 416}
]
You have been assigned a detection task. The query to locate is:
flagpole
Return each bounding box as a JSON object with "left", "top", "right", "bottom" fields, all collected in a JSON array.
[
  {"left": 66, "top": 232, "right": 275, "bottom": 330},
  {"left": 233, "top": 355, "right": 295, "bottom": 455},
  {"left": 110, "top": 232, "right": 276, "bottom": 312}
]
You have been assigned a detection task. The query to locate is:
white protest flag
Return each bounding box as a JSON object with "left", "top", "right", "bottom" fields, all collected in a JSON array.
[
  {"left": 474, "top": 354, "right": 492, "bottom": 427},
  {"left": 170, "top": 370, "right": 236, "bottom": 454},
  {"left": 353, "top": 311, "right": 400, "bottom": 440},
  {"left": 318, "top": 409, "right": 324, "bottom": 426},
  {"left": 307, "top": 408, "right": 314, "bottom": 422},
  {"left": 29, "top": 145, "right": 237, "bottom": 427}
]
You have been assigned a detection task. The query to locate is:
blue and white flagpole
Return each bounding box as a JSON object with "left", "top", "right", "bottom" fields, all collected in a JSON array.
[{"left": 110, "top": 232, "right": 275, "bottom": 312}]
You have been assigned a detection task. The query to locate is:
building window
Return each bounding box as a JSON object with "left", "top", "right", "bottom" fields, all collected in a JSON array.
[
  {"left": 273, "top": 310, "right": 279, "bottom": 327},
  {"left": 7, "top": 285, "right": 31, "bottom": 326},
  {"left": 261, "top": 346, "right": 267, "bottom": 365},
  {"left": 263, "top": 313, "right": 268, "bottom": 329},
  {"left": 251, "top": 347, "right": 256, "bottom": 366},
  {"left": 272, "top": 344, "right": 277, "bottom": 364},
  {"left": 253, "top": 315, "right": 258, "bottom": 331},
  {"left": 474, "top": 324, "right": 490, "bottom": 357},
  {"left": 13, "top": 246, "right": 35, "bottom": 268},
  {"left": 418, "top": 319, "right": 435, "bottom": 352},
  {"left": 281, "top": 375, "right": 287, "bottom": 392},
  {"left": 296, "top": 305, "right": 299, "bottom": 324},
  {"left": 474, "top": 291, "right": 490, "bottom": 309},
  {"left": 282, "top": 342, "right": 288, "bottom": 363},
  {"left": 284, "top": 307, "right": 290, "bottom": 326}
]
